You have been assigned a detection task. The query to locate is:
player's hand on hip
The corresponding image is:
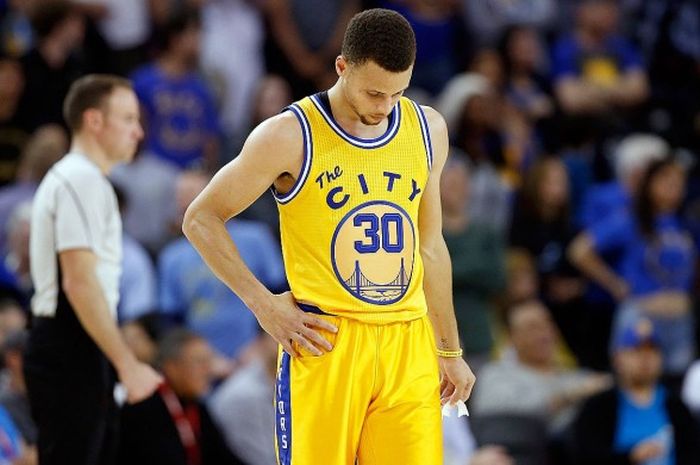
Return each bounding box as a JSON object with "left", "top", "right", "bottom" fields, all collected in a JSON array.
[
  {"left": 118, "top": 360, "right": 164, "bottom": 404},
  {"left": 256, "top": 291, "right": 338, "bottom": 357},
  {"left": 438, "top": 357, "right": 476, "bottom": 406}
]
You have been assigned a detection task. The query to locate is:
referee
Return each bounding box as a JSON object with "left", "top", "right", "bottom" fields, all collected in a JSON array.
[{"left": 24, "top": 75, "right": 162, "bottom": 465}]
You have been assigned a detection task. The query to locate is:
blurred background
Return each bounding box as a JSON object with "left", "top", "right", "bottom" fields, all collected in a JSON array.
[{"left": 0, "top": 0, "right": 698, "bottom": 464}]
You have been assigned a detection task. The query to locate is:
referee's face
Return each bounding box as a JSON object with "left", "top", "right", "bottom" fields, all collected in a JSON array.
[{"left": 99, "top": 87, "right": 144, "bottom": 163}]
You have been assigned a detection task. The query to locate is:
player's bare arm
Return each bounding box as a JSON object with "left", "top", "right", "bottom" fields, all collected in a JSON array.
[
  {"left": 182, "top": 112, "right": 338, "bottom": 357},
  {"left": 418, "top": 106, "right": 476, "bottom": 406}
]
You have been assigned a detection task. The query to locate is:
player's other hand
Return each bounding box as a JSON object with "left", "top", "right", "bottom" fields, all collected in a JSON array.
[
  {"left": 118, "top": 360, "right": 164, "bottom": 404},
  {"left": 439, "top": 356, "right": 476, "bottom": 406},
  {"left": 255, "top": 291, "right": 338, "bottom": 357}
]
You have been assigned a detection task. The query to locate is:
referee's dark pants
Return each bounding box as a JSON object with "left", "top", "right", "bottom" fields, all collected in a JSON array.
[{"left": 24, "top": 316, "right": 119, "bottom": 465}]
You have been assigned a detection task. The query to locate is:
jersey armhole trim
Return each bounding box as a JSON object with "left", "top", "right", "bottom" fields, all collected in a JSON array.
[
  {"left": 272, "top": 104, "right": 313, "bottom": 205},
  {"left": 411, "top": 101, "right": 433, "bottom": 171}
]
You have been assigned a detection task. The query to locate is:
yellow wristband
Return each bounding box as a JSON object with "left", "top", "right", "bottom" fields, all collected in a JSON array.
[{"left": 436, "top": 348, "right": 463, "bottom": 358}]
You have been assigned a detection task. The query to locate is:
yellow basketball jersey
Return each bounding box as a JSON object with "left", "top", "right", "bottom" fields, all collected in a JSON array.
[{"left": 273, "top": 93, "right": 432, "bottom": 324}]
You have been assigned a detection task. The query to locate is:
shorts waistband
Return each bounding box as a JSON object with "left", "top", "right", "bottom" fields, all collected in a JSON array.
[{"left": 297, "top": 303, "right": 335, "bottom": 316}]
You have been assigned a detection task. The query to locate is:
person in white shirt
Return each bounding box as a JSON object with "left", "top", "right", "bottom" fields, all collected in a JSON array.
[{"left": 24, "top": 74, "right": 162, "bottom": 465}]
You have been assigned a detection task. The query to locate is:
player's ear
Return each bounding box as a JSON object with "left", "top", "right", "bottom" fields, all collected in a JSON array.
[{"left": 336, "top": 56, "right": 347, "bottom": 77}]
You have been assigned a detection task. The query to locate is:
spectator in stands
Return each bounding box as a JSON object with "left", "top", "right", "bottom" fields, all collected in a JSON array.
[
  {"left": 573, "top": 134, "right": 669, "bottom": 371},
  {"left": 569, "top": 158, "right": 696, "bottom": 377},
  {"left": 0, "top": 202, "right": 32, "bottom": 308},
  {"left": 579, "top": 134, "right": 670, "bottom": 229},
  {"left": 436, "top": 73, "right": 512, "bottom": 234},
  {"left": 441, "top": 156, "right": 505, "bottom": 373},
  {"left": 472, "top": 300, "right": 611, "bottom": 433},
  {"left": 0, "top": 52, "right": 27, "bottom": 186},
  {"left": 158, "top": 170, "right": 286, "bottom": 368},
  {"left": 209, "top": 331, "right": 278, "bottom": 465},
  {"left": 112, "top": 185, "right": 156, "bottom": 322},
  {"left": 120, "top": 314, "right": 159, "bottom": 366},
  {"left": 551, "top": 0, "right": 648, "bottom": 116},
  {"left": 109, "top": 148, "right": 179, "bottom": 255},
  {"left": 573, "top": 318, "right": 700, "bottom": 465},
  {"left": 0, "top": 331, "right": 36, "bottom": 449},
  {"left": 76, "top": 0, "right": 151, "bottom": 76},
  {"left": 461, "top": 0, "right": 557, "bottom": 46},
  {"left": 200, "top": 0, "right": 265, "bottom": 144},
  {"left": 0, "top": 124, "right": 66, "bottom": 252},
  {"left": 383, "top": 0, "right": 470, "bottom": 96},
  {"left": 0, "top": 301, "right": 25, "bottom": 352},
  {"left": 502, "top": 248, "right": 539, "bottom": 307},
  {"left": 119, "top": 329, "right": 244, "bottom": 465},
  {"left": 16, "top": 1, "right": 85, "bottom": 132},
  {"left": 498, "top": 25, "right": 553, "bottom": 126},
  {"left": 131, "top": 7, "right": 221, "bottom": 171},
  {"left": 0, "top": 0, "right": 36, "bottom": 57},
  {"left": 264, "top": 0, "right": 360, "bottom": 99},
  {"left": 510, "top": 157, "right": 589, "bottom": 365},
  {"left": 633, "top": 0, "right": 700, "bottom": 152}
]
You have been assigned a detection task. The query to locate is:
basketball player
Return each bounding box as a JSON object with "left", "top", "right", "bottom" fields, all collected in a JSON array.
[
  {"left": 25, "top": 75, "right": 162, "bottom": 465},
  {"left": 183, "top": 9, "right": 475, "bottom": 465}
]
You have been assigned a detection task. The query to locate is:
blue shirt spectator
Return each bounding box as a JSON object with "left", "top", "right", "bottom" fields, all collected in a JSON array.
[
  {"left": 131, "top": 63, "right": 220, "bottom": 170},
  {"left": 158, "top": 220, "right": 285, "bottom": 359},
  {"left": 579, "top": 181, "right": 628, "bottom": 229},
  {"left": 552, "top": 34, "right": 644, "bottom": 84},
  {"left": 383, "top": 1, "right": 468, "bottom": 95},
  {"left": 119, "top": 234, "right": 157, "bottom": 322},
  {"left": 614, "top": 387, "right": 675, "bottom": 464},
  {"left": 590, "top": 213, "right": 696, "bottom": 297}
]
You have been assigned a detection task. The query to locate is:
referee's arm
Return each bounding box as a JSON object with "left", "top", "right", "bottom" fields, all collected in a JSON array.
[{"left": 59, "top": 249, "right": 163, "bottom": 403}]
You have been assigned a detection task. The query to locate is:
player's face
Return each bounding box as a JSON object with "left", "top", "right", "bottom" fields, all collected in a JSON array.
[
  {"left": 97, "top": 87, "right": 144, "bottom": 163},
  {"left": 339, "top": 58, "right": 412, "bottom": 126}
]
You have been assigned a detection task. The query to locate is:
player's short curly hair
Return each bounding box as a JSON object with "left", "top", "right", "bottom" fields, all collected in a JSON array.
[{"left": 341, "top": 9, "right": 416, "bottom": 72}]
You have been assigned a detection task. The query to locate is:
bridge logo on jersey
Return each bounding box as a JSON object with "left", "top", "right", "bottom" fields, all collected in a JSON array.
[{"left": 331, "top": 200, "right": 415, "bottom": 305}]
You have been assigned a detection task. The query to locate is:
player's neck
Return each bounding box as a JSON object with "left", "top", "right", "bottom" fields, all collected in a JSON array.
[{"left": 70, "top": 136, "right": 113, "bottom": 175}]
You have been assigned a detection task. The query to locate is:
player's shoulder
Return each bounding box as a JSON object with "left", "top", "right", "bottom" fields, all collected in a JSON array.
[
  {"left": 249, "top": 110, "right": 304, "bottom": 149},
  {"left": 416, "top": 105, "right": 447, "bottom": 134}
]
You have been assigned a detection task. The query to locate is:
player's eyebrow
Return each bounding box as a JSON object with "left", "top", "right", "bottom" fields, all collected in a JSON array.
[{"left": 367, "top": 87, "right": 408, "bottom": 96}]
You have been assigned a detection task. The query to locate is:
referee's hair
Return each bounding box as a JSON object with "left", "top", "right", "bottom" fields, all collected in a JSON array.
[
  {"left": 63, "top": 74, "right": 132, "bottom": 133},
  {"left": 341, "top": 8, "right": 416, "bottom": 72}
]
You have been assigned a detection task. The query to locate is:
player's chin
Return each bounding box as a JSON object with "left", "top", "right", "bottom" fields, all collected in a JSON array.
[{"left": 361, "top": 115, "right": 384, "bottom": 126}]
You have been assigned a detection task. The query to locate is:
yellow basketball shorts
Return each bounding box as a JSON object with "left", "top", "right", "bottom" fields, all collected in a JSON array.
[{"left": 274, "top": 310, "right": 442, "bottom": 465}]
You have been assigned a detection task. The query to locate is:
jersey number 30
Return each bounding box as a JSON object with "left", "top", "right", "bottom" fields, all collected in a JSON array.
[{"left": 353, "top": 213, "right": 404, "bottom": 253}]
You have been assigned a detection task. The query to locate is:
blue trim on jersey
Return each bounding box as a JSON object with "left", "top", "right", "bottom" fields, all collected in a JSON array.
[
  {"left": 276, "top": 352, "right": 292, "bottom": 465},
  {"left": 330, "top": 200, "right": 416, "bottom": 306},
  {"left": 309, "top": 94, "right": 401, "bottom": 149},
  {"left": 297, "top": 303, "right": 335, "bottom": 315},
  {"left": 273, "top": 104, "right": 313, "bottom": 204},
  {"left": 411, "top": 101, "right": 433, "bottom": 171}
]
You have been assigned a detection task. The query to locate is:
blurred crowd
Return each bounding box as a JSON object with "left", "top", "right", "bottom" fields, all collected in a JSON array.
[{"left": 0, "top": 0, "right": 699, "bottom": 464}]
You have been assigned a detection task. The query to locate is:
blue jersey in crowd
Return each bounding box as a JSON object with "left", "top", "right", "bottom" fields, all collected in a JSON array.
[
  {"left": 552, "top": 33, "right": 644, "bottom": 84},
  {"left": 590, "top": 213, "right": 696, "bottom": 297},
  {"left": 131, "top": 64, "right": 220, "bottom": 169}
]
